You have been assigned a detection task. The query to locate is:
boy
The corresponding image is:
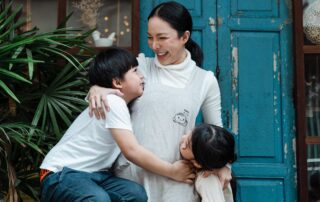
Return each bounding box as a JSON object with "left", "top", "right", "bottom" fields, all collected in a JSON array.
[
  {"left": 180, "top": 123, "right": 237, "bottom": 202},
  {"left": 39, "top": 48, "right": 194, "bottom": 202}
]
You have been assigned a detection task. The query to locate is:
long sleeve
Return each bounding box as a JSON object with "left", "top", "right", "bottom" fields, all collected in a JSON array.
[
  {"left": 195, "top": 173, "right": 234, "bottom": 202},
  {"left": 201, "top": 72, "right": 223, "bottom": 127}
]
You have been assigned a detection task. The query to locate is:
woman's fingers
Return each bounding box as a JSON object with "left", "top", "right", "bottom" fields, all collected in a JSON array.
[
  {"left": 185, "top": 179, "right": 194, "bottom": 184},
  {"left": 88, "top": 87, "right": 124, "bottom": 119},
  {"left": 90, "top": 95, "right": 102, "bottom": 119},
  {"left": 216, "top": 166, "right": 232, "bottom": 190},
  {"left": 89, "top": 96, "right": 99, "bottom": 119}
]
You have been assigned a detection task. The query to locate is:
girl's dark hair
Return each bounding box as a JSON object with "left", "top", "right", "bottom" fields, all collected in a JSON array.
[
  {"left": 89, "top": 47, "right": 138, "bottom": 88},
  {"left": 191, "top": 124, "right": 237, "bottom": 170},
  {"left": 148, "top": 1, "right": 203, "bottom": 66}
]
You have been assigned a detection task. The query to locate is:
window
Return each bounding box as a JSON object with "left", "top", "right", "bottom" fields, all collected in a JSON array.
[
  {"left": 13, "top": 0, "right": 140, "bottom": 54},
  {"left": 293, "top": 0, "right": 320, "bottom": 201}
]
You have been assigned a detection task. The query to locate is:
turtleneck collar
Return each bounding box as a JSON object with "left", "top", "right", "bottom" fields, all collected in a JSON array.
[
  {"left": 154, "top": 49, "right": 196, "bottom": 70},
  {"left": 153, "top": 49, "right": 197, "bottom": 88}
]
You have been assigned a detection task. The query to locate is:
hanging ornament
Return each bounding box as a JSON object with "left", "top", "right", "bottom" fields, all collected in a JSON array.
[{"left": 303, "top": 0, "right": 320, "bottom": 44}]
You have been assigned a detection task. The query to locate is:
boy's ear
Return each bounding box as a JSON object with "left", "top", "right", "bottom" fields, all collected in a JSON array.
[{"left": 112, "top": 78, "right": 123, "bottom": 89}]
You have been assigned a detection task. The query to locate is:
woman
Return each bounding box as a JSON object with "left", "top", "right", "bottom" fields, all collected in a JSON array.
[{"left": 89, "top": 2, "right": 231, "bottom": 201}]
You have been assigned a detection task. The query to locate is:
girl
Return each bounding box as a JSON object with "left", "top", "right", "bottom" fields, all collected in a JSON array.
[{"left": 180, "top": 124, "right": 236, "bottom": 202}]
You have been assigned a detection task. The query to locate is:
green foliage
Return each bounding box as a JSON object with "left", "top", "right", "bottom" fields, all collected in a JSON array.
[{"left": 0, "top": 1, "right": 95, "bottom": 201}]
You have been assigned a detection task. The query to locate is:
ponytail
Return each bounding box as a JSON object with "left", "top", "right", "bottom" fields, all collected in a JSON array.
[{"left": 186, "top": 38, "right": 203, "bottom": 67}]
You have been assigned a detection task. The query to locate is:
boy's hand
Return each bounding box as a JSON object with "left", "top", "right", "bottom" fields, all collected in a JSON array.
[
  {"left": 88, "top": 85, "right": 123, "bottom": 119},
  {"left": 202, "top": 166, "right": 232, "bottom": 189},
  {"left": 169, "top": 160, "right": 195, "bottom": 184}
]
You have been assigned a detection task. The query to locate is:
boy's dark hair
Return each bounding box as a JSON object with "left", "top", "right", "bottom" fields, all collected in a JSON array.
[
  {"left": 192, "top": 124, "right": 237, "bottom": 170},
  {"left": 89, "top": 47, "right": 138, "bottom": 88}
]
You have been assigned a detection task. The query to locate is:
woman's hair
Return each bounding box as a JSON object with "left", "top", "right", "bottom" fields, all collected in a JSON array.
[
  {"left": 148, "top": 1, "right": 203, "bottom": 66},
  {"left": 89, "top": 47, "right": 138, "bottom": 88},
  {"left": 191, "top": 124, "right": 237, "bottom": 170}
]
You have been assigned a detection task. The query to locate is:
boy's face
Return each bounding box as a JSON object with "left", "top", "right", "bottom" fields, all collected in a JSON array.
[
  {"left": 179, "top": 131, "right": 201, "bottom": 168},
  {"left": 121, "top": 66, "right": 144, "bottom": 100}
]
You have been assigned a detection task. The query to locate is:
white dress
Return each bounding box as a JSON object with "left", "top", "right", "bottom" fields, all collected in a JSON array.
[{"left": 115, "top": 50, "right": 223, "bottom": 202}]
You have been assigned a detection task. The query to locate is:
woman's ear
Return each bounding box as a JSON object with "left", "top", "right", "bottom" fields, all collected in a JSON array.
[
  {"left": 182, "top": 31, "right": 190, "bottom": 43},
  {"left": 112, "top": 78, "right": 123, "bottom": 89}
]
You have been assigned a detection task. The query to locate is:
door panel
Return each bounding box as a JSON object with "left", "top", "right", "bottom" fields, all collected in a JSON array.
[
  {"left": 231, "top": 0, "right": 279, "bottom": 17},
  {"left": 232, "top": 32, "right": 282, "bottom": 163},
  {"left": 238, "top": 179, "right": 284, "bottom": 202}
]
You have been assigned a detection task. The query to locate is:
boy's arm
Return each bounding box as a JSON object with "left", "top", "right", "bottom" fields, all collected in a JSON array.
[{"left": 111, "top": 128, "right": 194, "bottom": 183}]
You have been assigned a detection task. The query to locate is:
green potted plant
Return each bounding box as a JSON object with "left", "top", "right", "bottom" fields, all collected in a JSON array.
[{"left": 0, "top": 1, "right": 95, "bottom": 201}]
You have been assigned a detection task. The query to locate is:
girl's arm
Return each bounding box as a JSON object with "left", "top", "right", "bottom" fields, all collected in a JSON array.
[{"left": 111, "top": 128, "right": 195, "bottom": 184}]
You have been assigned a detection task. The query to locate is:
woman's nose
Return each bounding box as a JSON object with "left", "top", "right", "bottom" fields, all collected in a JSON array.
[{"left": 152, "top": 40, "right": 159, "bottom": 50}]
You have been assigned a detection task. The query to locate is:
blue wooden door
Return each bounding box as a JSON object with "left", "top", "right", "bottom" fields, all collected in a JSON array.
[
  {"left": 218, "top": 0, "right": 296, "bottom": 201},
  {"left": 139, "top": 0, "right": 296, "bottom": 201}
]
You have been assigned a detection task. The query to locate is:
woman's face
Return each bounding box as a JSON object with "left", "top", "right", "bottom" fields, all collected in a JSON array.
[{"left": 147, "top": 16, "right": 189, "bottom": 65}]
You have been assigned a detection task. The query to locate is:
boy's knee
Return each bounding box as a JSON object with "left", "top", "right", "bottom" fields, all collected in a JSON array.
[
  {"left": 81, "top": 190, "right": 111, "bottom": 202},
  {"left": 125, "top": 183, "right": 148, "bottom": 202}
]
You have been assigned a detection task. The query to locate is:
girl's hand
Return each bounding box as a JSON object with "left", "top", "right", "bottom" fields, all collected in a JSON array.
[
  {"left": 170, "top": 160, "right": 196, "bottom": 184},
  {"left": 88, "top": 85, "right": 123, "bottom": 119},
  {"left": 202, "top": 166, "right": 232, "bottom": 189}
]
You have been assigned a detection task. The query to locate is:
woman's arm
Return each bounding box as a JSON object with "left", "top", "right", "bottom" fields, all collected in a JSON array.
[
  {"left": 201, "top": 72, "right": 232, "bottom": 188},
  {"left": 201, "top": 72, "right": 222, "bottom": 126},
  {"left": 88, "top": 54, "right": 148, "bottom": 119},
  {"left": 111, "top": 128, "right": 195, "bottom": 184}
]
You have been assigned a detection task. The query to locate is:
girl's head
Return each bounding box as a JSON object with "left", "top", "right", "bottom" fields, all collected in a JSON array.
[
  {"left": 147, "top": 1, "right": 203, "bottom": 66},
  {"left": 180, "top": 124, "right": 237, "bottom": 170},
  {"left": 89, "top": 47, "right": 144, "bottom": 102}
]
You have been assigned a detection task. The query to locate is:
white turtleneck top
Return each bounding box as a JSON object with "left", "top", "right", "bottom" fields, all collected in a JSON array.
[{"left": 136, "top": 49, "right": 222, "bottom": 126}]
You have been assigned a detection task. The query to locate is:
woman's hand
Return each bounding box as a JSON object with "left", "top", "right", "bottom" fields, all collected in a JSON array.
[
  {"left": 88, "top": 85, "right": 123, "bottom": 119},
  {"left": 169, "top": 160, "right": 196, "bottom": 184},
  {"left": 202, "top": 166, "right": 232, "bottom": 189}
]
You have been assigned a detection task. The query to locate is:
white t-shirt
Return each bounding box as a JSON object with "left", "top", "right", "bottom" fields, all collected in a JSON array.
[{"left": 40, "top": 94, "right": 132, "bottom": 173}]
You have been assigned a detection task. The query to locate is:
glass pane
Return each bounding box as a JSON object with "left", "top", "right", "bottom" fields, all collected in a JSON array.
[
  {"left": 67, "top": 0, "right": 132, "bottom": 47},
  {"left": 305, "top": 55, "right": 320, "bottom": 201},
  {"left": 307, "top": 144, "right": 320, "bottom": 201},
  {"left": 305, "top": 54, "right": 320, "bottom": 137},
  {"left": 303, "top": 0, "right": 320, "bottom": 45},
  {"left": 13, "top": 0, "right": 57, "bottom": 32}
]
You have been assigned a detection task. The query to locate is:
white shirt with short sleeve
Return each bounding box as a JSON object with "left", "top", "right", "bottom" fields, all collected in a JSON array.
[{"left": 40, "top": 94, "right": 132, "bottom": 173}]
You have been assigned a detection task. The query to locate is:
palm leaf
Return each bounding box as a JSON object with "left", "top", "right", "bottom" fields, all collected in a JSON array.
[
  {"left": 30, "top": 64, "right": 88, "bottom": 137},
  {"left": 0, "top": 68, "right": 31, "bottom": 83},
  {"left": 0, "top": 80, "right": 20, "bottom": 103}
]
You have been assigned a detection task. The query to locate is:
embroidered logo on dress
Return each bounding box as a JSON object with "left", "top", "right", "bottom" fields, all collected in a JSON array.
[{"left": 173, "top": 110, "right": 189, "bottom": 127}]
